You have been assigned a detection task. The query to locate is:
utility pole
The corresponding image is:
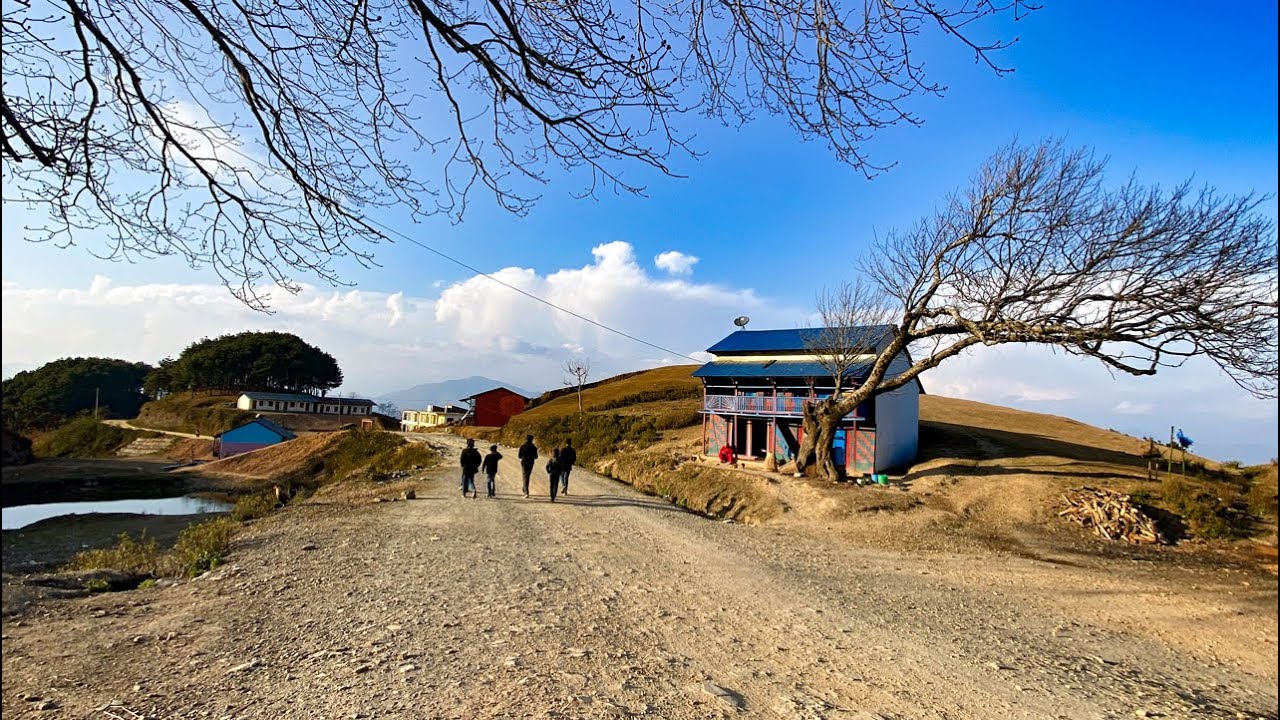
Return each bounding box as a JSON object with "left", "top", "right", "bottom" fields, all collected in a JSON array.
[{"left": 94, "top": 387, "right": 100, "bottom": 420}]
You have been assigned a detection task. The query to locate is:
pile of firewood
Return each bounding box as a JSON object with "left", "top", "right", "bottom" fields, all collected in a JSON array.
[{"left": 1059, "top": 486, "right": 1165, "bottom": 544}]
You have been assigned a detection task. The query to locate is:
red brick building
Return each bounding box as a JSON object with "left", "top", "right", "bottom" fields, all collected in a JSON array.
[{"left": 461, "top": 387, "right": 529, "bottom": 427}]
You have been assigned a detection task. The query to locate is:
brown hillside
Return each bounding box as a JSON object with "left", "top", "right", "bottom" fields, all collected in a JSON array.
[
  {"left": 181, "top": 433, "right": 343, "bottom": 483},
  {"left": 522, "top": 364, "right": 702, "bottom": 421},
  {"left": 918, "top": 395, "right": 1214, "bottom": 469}
]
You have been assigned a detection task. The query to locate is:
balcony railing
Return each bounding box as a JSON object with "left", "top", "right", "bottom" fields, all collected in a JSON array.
[
  {"left": 702, "top": 393, "right": 863, "bottom": 419},
  {"left": 702, "top": 394, "right": 811, "bottom": 416}
]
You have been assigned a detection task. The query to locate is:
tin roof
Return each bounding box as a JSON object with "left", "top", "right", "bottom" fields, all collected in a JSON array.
[
  {"left": 216, "top": 416, "right": 297, "bottom": 440},
  {"left": 692, "top": 359, "right": 871, "bottom": 379},
  {"left": 704, "top": 326, "right": 894, "bottom": 354},
  {"left": 460, "top": 387, "right": 530, "bottom": 401}
]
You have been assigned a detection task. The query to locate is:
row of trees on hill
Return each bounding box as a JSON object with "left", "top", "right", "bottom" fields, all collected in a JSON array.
[
  {"left": 1, "top": 357, "right": 153, "bottom": 431},
  {"left": 144, "top": 332, "right": 343, "bottom": 396}
]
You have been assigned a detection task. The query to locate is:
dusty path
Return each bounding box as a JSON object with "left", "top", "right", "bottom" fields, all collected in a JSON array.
[
  {"left": 3, "top": 436, "right": 1277, "bottom": 719},
  {"left": 102, "top": 420, "right": 204, "bottom": 440}
]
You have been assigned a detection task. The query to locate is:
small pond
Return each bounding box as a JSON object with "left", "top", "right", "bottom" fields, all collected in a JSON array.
[{"left": 2, "top": 496, "right": 234, "bottom": 531}]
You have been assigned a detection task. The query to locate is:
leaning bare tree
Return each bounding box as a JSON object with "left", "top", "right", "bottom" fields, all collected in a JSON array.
[
  {"left": 801, "top": 284, "right": 896, "bottom": 480},
  {"left": 563, "top": 356, "right": 591, "bottom": 413},
  {"left": 3, "top": 0, "right": 1033, "bottom": 309},
  {"left": 794, "top": 139, "right": 1279, "bottom": 480}
]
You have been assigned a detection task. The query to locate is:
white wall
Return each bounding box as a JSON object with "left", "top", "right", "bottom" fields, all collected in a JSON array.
[
  {"left": 236, "top": 395, "right": 253, "bottom": 411},
  {"left": 873, "top": 354, "right": 920, "bottom": 472}
]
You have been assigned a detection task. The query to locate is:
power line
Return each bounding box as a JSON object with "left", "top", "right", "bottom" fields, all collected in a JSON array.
[
  {"left": 201, "top": 139, "right": 704, "bottom": 362},
  {"left": 363, "top": 217, "right": 704, "bottom": 363}
]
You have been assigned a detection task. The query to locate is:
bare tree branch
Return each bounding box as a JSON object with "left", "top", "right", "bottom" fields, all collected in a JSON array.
[
  {"left": 3, "top": 0, "right": 1034, "bottom": 308},
  {"left": 562, "top": 355, "right": 591, "bottom": 413},
  {"left": 796, "top": 138, "right": 1279, "bottom": 480}
]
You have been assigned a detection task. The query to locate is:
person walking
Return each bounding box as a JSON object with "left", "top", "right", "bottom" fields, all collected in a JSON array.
[
  {"left": 558, "top": 439, "right": 577, "bottom": 496},
  {"left": 459, "top": 438, "right": 482, "bottom": 498},
  {"left": 517, "top": 435, "right": 538, "bottom": 498},
  {"left": 482, "top": 444, "right": 503, "bottom": 498},
  {"left": 546, "top": 448, "right": 561, "bottom": 502}
]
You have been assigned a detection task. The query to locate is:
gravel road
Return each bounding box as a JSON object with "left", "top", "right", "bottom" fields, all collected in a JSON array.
[{"left": 3, "top": 435, "right": 1276, "bottom": 719}]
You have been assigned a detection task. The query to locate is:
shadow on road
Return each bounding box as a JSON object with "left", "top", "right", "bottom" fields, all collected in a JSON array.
[{"left": 485, "top": 493, "right": 691, "bottom": 515}]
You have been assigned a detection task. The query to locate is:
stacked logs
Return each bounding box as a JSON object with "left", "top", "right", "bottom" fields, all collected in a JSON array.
[{"left": 1059, "top": 486, "right": 1165, "bottom": 544}]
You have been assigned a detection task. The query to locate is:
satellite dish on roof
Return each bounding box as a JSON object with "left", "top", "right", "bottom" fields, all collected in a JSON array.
[{"left": 733, "top": 315, "right": 751, "bottom": 328}]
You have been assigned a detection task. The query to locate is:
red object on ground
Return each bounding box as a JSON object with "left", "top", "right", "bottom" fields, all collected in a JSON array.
[{"left": 718, "top": 445, "right": 736, "bottom": 464}]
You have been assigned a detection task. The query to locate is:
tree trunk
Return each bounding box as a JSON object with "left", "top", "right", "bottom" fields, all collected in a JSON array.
[{"left": 796, "top": 398, "right": 844, "bottom": 481}]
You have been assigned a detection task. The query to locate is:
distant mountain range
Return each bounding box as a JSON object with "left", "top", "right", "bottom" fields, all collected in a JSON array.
[{"left": 377, "top": 376, "right": 537, "bottom": 410}]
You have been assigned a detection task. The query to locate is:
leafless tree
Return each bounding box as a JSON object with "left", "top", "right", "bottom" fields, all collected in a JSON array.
[
  {"left": 563, "top": 355, "right": 591, "bottom": 413},
  {"left": 795, "top": 138, "right": 1279, "bottom": 481},
  {"left": 3, "top": 0, "right": 1034, "bottom": 309},
  {"left": 800, "top": 282, "right": 895, "bottom": 479}
]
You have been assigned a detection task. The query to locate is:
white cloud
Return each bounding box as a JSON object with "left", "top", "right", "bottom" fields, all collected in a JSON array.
[
  {"left": 654, "top": 250, "right": 699, "bottom": 275},
  {"left": 2, "top": 242, "right": 798, "bottom": 400},
  {"left": 1113, "top": 400, "right": 1154, "bottom": 415}
]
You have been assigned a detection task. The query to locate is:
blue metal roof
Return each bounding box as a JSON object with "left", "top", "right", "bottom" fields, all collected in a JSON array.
[
  {"left": 217, "top": 416, "right": 296, "bottom": 440},
  {"left": 692, "top": 359, "right": 870, "bottom": 379},
  {"left": 704, "top": 325, "right": 894, "bottom": 354}
]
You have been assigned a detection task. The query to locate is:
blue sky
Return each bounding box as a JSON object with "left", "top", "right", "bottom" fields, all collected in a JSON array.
[{"left": 3, "top": 1, "right": 1277, "bottom": 462}]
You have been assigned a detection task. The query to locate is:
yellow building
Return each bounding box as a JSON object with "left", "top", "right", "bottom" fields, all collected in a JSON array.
[{"left": 400, "top": 404, "right": 468, "bottom": 431}]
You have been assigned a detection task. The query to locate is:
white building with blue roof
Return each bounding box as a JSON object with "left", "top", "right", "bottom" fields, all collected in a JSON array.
[{"left": 693, "top": 326, "right": 920, "bottom": 475}]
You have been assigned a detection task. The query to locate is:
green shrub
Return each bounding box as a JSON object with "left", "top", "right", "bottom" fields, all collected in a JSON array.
[
  {"left": 138, "top": 578, "right": 158, "bottom": 589},
  {"left": 500, "top": 411, "right": 692, "bottom": 466},
  {"left": 1245, "top": 474, "right": 1278, "bottom": 519},
  {"left": 316, "top": 430, "right": 439, "bottom": 484},
  {"left": 33, "top": 416, "right": 140, "bottom": 458},
  {"left": 133, "top": 392, "right": 253, "bottom": 436},
  {"left": 173, "top": 517, "right": 237, "bottom": 576},
  {"left": 589, "top": 385, "right": 701, "bottom": 411},
  {"left": 64, "top": 518, "right": 239, "bottom": 579},
  {"left": 232, "top": 490, "right": 278, "bottom": 521},
  {"left": 1159, "top": 476, "right": 1252, "bottom": 540},
  {"left": 84, "top": 578, "right": 111, "bottom": 592},
  {"left": 66, "top": 531, "right": 162, "bottom": 574}
]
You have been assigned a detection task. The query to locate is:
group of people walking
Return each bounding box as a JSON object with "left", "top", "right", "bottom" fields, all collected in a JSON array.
[{"left": 458, "top": 436, "right": 577, "bottom": 501}]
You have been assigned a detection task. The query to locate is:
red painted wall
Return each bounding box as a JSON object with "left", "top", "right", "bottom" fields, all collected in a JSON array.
[{"left": 470, "top": 388, "right": 527, "bottom": 427}]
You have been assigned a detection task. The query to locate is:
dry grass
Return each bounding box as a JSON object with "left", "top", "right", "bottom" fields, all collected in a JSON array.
[
  {"left": 522, "top": 365, "right": 701, "bottom": 421},
  {"left": 134, "top": 393, "right": 252, "bottom": 436},
  {"left": 190, "top": 432, "right": 343, "bottom": 482},
  {"left": 165, "top": 438, "right": 217, "bottom": 462}
]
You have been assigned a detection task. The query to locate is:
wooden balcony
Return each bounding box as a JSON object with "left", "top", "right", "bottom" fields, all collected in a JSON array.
[
  {"left": 702, "top": 393, "right": 862, "bottom": 420},
  {"left": 702, "top": 394, "right": 809, "bottom": 417}
]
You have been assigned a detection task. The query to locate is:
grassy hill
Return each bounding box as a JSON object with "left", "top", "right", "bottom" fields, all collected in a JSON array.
[
  {"left": 134, "top": 393, "right": 253, "bottom": 436},
  {"left": 493, "top": 365, "right": 1278, "bottom": 551}
]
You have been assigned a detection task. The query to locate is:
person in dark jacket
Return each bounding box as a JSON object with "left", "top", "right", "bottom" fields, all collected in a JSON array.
[
  {"left": 517, "top": 435, "right": 538, "bottom": 498},
  {"left": 546, "top": 448, "right": 561, "bottom": 502},
  {"left": 482, "top": 445, "right": 503, "bottom": 498},
  {"left": 558, "top": 440, "right": 577, "bottom": 496},
  {"left": 459, "top": 439, "right": 482, "bottom": 498}
]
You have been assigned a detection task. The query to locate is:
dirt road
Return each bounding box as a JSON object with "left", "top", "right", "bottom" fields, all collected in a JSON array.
[{"left": 3, "top": 436, "right": 1276, "bottom": 719}]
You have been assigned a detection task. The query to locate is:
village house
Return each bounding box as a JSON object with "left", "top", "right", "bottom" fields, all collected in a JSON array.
[
  {"left": 215, "top": 416, "right": 296, "bottom": 458},
  {"left": 400, "top": 404, "right": 468, "bottom": 431},
  {"left": 461, "top": 387, "right": 529, "bottom": 427},
  {"left": 693, "top": 326, "right": 920, "bottom": 475},
  {"left": 236, "top": 392, "right": 375, "bottom": 416}
]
